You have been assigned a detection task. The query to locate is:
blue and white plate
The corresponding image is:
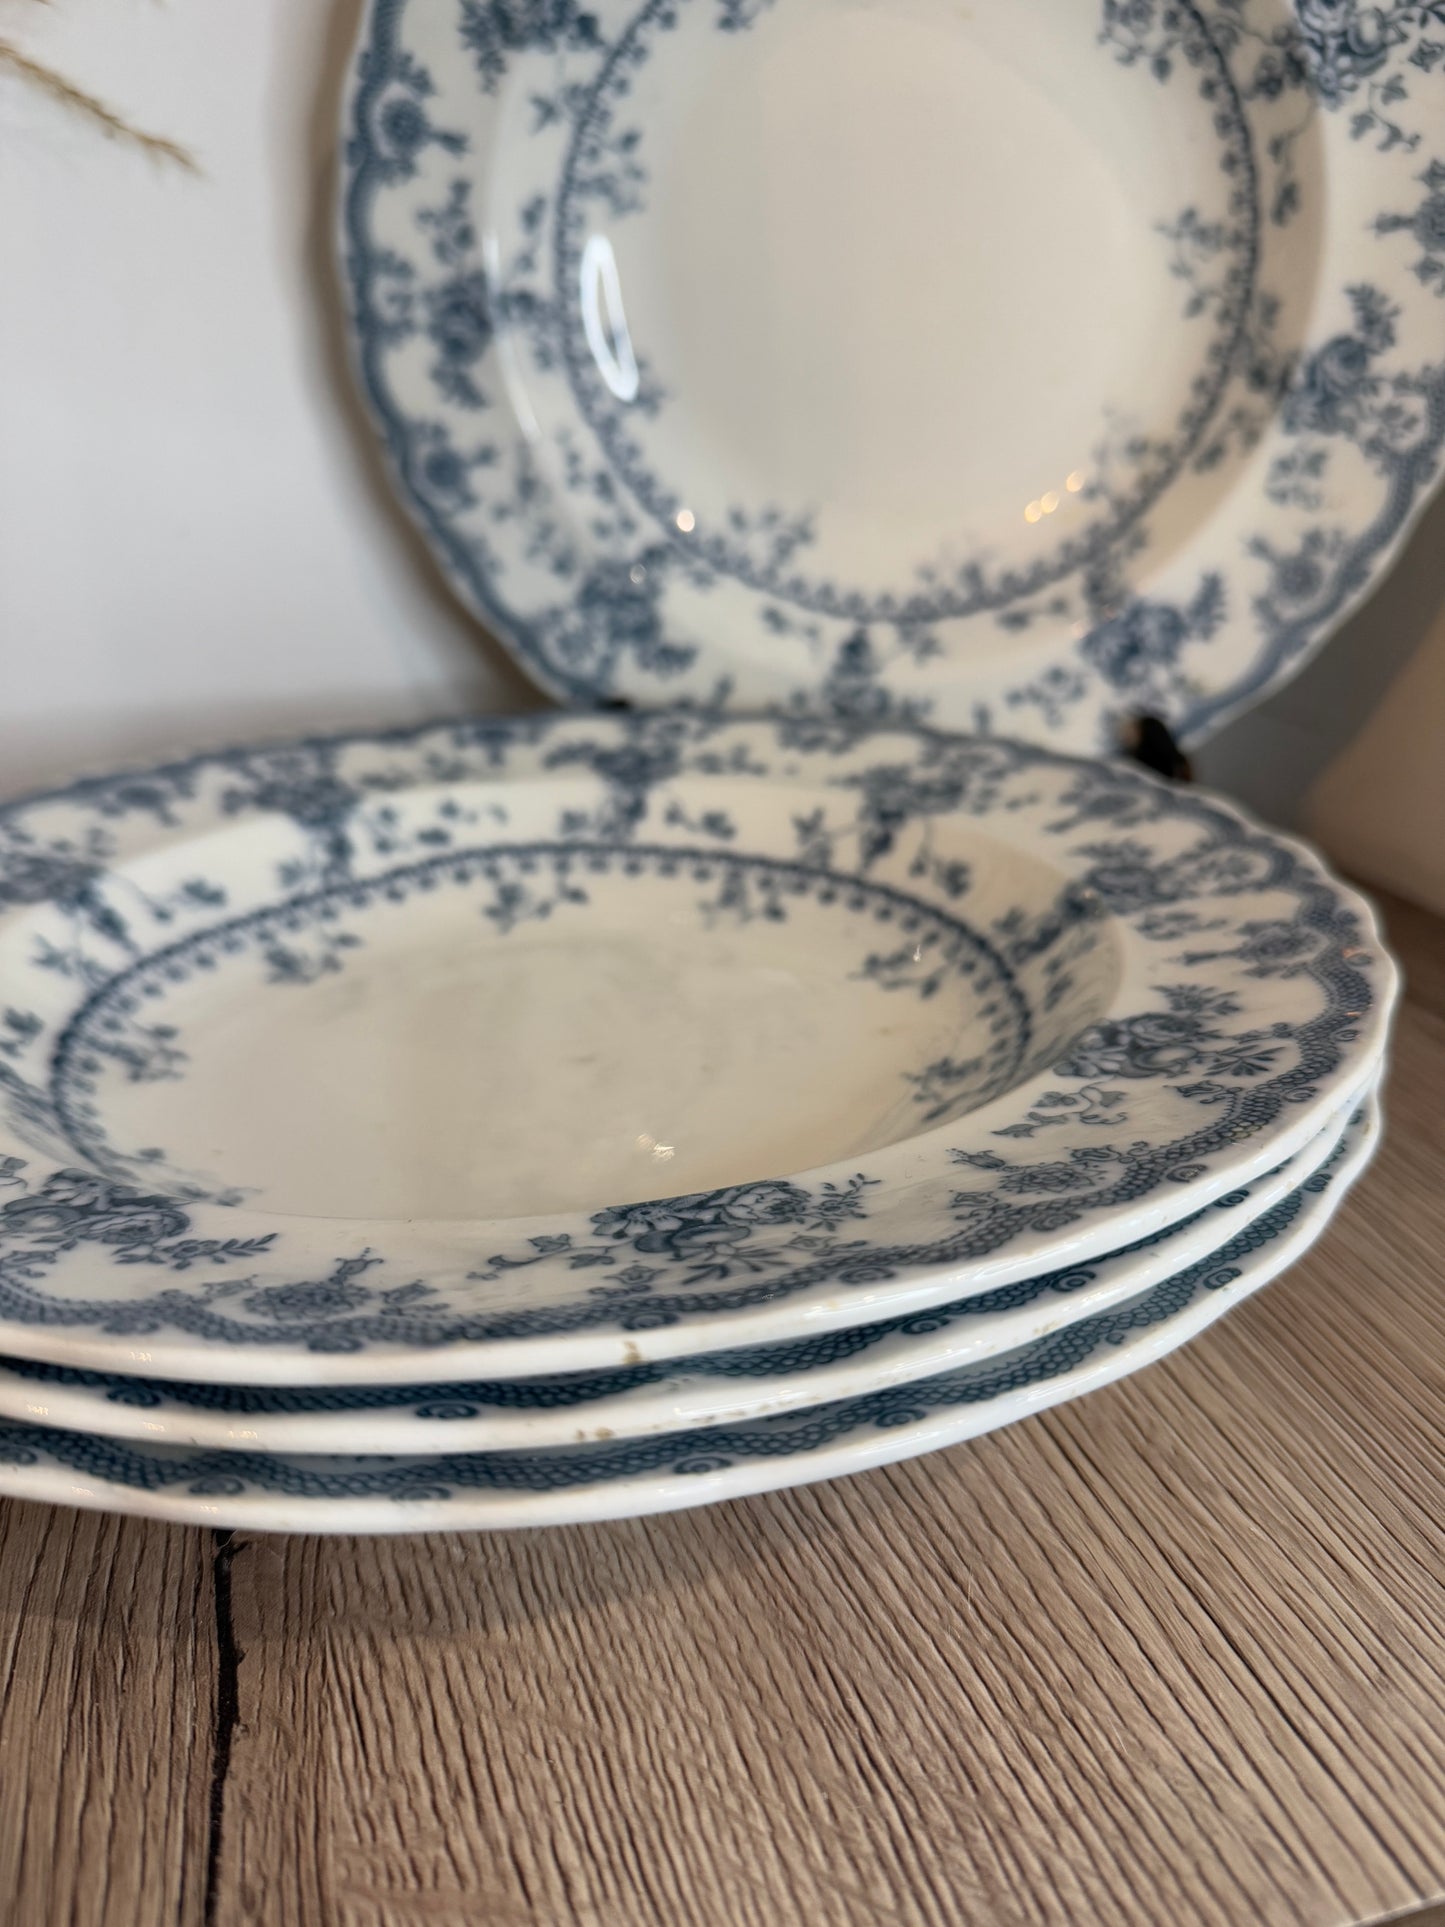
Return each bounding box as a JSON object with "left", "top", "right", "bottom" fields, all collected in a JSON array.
[
  {"left": 0, "top": 714, "right": 1392, "bottom": 1384},
  {"left": 0, "top": 1095, "right": 1352, "bottom": 1453},
  {"left": 0, "top": 1100, "right": 1378, "bottom": 1532},
  {"left": 340, "top": 0, "right": 1445, "bottom": 749}
]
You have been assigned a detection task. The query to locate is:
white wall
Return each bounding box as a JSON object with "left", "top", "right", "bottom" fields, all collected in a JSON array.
[
  {"left": 1194, "top": 487, "right": 1445, "bottom": 915},
  {"left": 2, "top": 0, "right": 1441, "bottom": 912},
  {"left": 1300, "top": 599, "right": 1445, "bottom": 915},
  {"left": 0, "top": 0, "right": 534, "bottom": 800}
]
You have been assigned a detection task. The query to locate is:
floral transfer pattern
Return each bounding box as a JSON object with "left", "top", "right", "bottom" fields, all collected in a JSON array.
[
  {"left": 0, "top": 1124, "right": 1326, "bottom": 1443},
  {"left": 546, "top": 0, "right": 1256, "bottom": 627},
  {"left": 0, "top": 1108, "right": 1373, "bottom": 1521},
  {"left": 340, "top": 0, "right": 1445, "bottom": 750},
  {"left": 0, "top": 714, "right": 1393, "bottom": 1371},
  {"left": 45, "top": 840, "right": 1034, "bottom": 1188}
]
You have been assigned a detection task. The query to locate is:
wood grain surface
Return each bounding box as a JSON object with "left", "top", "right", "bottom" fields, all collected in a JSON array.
[
  {"left": 0, "top": 892, "right": 1442, "bottom": 1927},
  {"left": 0, "top": 1510, "right": 214, "bottom": 1924}
]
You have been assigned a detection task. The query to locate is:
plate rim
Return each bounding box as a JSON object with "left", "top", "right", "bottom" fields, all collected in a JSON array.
[
  {"left": 335, "top": 0, "right": 1445, "bottom": 749},
  {"left": 0, "top": 1096, "right": 1379, "bottom": 1534},
  {"left": 0, "top": 712, "right": 1398, "bottom": 1383},
  {"left": 0, "top": 1094, "right": 1355, "bottom": 1453}
]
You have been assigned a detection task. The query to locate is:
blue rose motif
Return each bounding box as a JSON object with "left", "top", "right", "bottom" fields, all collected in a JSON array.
[
  {"left": 572, "top": 561, "right": 664, "bottom": 667},
  {"left": 1283, "top": 332, "right": 1373, "bottom": 434},
  {"left": 378, "top": 93, "right": 428, "bottom": 158},
  {"left": 1101, "top": 0, "right": 1159, "bottom": 32},
  {"left": 632, "top": 1221, "right": 749, "bottom": 1263},
  {"left": 719, "top": 1182, "right": 812, "bottom": 1225},
  {"left": 87, "top": 1201, "right": 191, "bottom": 1247},
  {"left": 1055, "top": 1011, "right": 1213, "bottom": 1081},
  {"left": 1081, "top": 601, "right": 1187, "bottom": 691},
  {"left": 1267, "top": 547, "right": 1326, "bottom": 603},
  {"left": 244, "top": 1279, "right": 373, "bottom": 1322},
  {"left": 547, "top": 552, "right": 700, "bottom": 679},
  {"left": 426, "top": 273, "right": 492, "bottom": 367},
  {"left": 591, "top": 1180, "right": 811, "bottom": 1265},
  {"left": 0, "top": 1170, "right": 190, "bottom": 1248},
  {"left": 0, "top": 1195, "right": 103, "bottom": 1239},
  {"left": 461, "top": 0, "right": 602, "bottom": 91},
  {"left": 575, "top": 738, "right": 681, "bottom": 795},
  {"left": 1234, "top": 921, "right": 1319, "bottom": 971},
  {"left": 0, "top": 849, "right": 102, "bottom": 908},
  {"left": 247, "top": 770, "right": 356, "bottom": 829},
  {"left": 418, "top": 441, "right": 473, "bottom": 505},
  {"left": 1294, "top": 0, "right": 1393, "bottom": 103},
  {"left": 1077, "top": 842, "right": 1178, "bottom": 914}
]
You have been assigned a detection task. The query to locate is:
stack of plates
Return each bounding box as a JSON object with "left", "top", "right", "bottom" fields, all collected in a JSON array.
[
  {"left": 7, "top": 0, "right": 1433, "bottom": 1528},
  {"left": 0, "top": 715, "right": 1394, "bottom": 1531}
]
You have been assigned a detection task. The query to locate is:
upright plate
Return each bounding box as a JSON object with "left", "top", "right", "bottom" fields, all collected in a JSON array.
[
  {"left": 0, "top": 1099, "right": 1378, "bottom": 1533},
  {"left": 0, "top": 714, "right": 1393, "bottom": 1384},
  {"left": 341, "top": 0, "right": 1445, "bottom": 748}
]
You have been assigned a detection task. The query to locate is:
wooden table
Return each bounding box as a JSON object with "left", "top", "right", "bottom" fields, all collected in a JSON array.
[{"left": 2, "top": 894, "right": 1443, "bottom": 1927}]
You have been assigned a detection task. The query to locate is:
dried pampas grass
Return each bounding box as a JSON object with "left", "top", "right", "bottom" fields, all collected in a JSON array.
[{"left": 0, "top": 8, "right": 196, "bottom": 171}]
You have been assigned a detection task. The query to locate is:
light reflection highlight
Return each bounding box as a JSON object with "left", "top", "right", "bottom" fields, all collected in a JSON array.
[
  {"left": 1024, "top": 469, "right": 1088, "bottom": 523},
  {"left": 579, "top": 233, "right": 640, "bottom": 403}
]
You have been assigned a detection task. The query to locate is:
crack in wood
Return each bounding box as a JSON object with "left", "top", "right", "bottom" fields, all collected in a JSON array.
[{"left": 203, "top": 1529, "right": 245, "bottom": 1927}]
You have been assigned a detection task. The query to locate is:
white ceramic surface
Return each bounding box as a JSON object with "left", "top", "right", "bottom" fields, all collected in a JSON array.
[
  {"left": 0, "top": 1098, "right": 1354, "bottom": 1454},
  {"left": 341, "top": 0, "right": 1445, "bottom": 749},
  {"left": 0, "top": 715, "right": 1394, "bottom": 1383},
  {"left": 0, "top": 1099, "right": 1378, "bottom": 1533}
]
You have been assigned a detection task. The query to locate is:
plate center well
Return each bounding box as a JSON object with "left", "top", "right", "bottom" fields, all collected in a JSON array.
[
  {"left": 530, "top": 0, "right": 1260, "bottom": 613},
  {"left": 51, "top": 847, "right": 1060, "bottom": 1220}
]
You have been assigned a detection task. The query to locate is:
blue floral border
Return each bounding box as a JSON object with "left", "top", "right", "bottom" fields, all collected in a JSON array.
[
  {"left": 0, "top": 1107, "right": 1367, "bottom": 1507},
  {"left": 338, "top": 0, "right": 1445, "bottom": 749},
  {"left": 0, "top": 713, "right": 1392, "bottom": 1362}
]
